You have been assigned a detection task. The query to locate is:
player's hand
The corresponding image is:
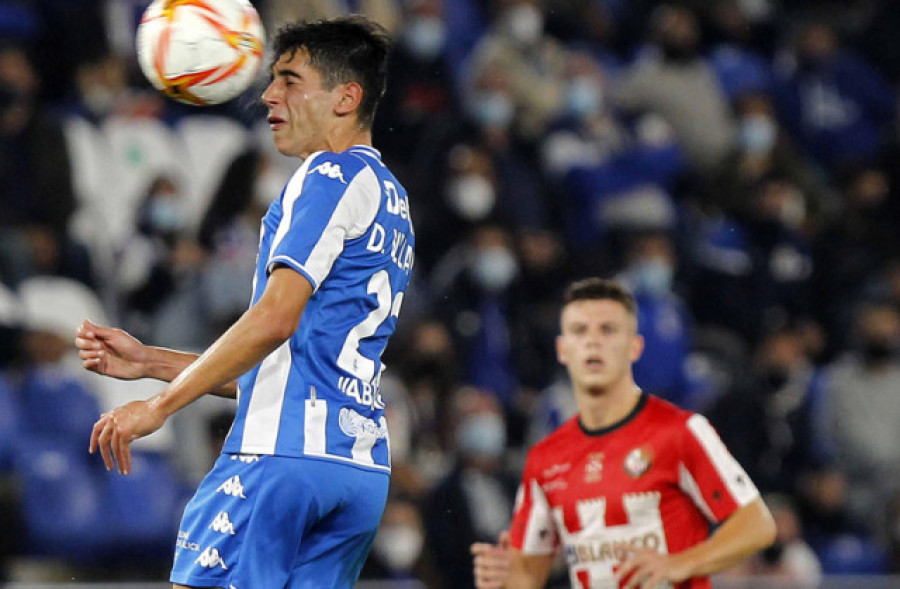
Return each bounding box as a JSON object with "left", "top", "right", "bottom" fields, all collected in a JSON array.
[
  {"left": 75, "top": 319, "right": 148, "bottom": 380},
  {"left": 89, "top": 398, "right": 166, "bottom": 475},
  {"left": 471, "top": 530, "right": 511, "bottom": 589},
  {"left": 617, "top": 547, "right": 691, "bottom": 589}
]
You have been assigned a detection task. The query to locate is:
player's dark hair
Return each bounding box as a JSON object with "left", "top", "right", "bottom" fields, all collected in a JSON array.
[
  {"left": 271, "top": 16, "right": 392, "bottom": 128},
  {"left": 563, "top": 278, "right": 638, "bottom": 317}
]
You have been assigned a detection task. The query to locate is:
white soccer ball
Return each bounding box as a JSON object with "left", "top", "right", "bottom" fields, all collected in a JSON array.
[{"left": 136, "top": 0, "right": 266, "bottom": 106}]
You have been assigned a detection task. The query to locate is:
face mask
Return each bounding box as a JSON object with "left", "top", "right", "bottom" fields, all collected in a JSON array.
[
  {"left": 504, "top": 4, "right": 543, "bottom": 46},
  {"left": 404, "top": 17, "right": 446, "bottom": 61},
  {"left": 447, "top": 173, "right": 496, "bottom": 221},
  {"left": 82, "top": 87, "right": 117, "bottom": 117},
  {"left": 631, "top": 259, "right": 673, "bottom": 296},
  {"left": 739, "top": 115, "right": 777, "bottom": 154},
  {"left": 471, "top": 247, "right": 518, "bottom": 292},
  {"left": 862, "top": 339, "right": 897, "bottom": 363},
  {"left": 373, "top": 525, "right": 423, "bottom": 571},
  {"left": 763, "top": 368, "right": 789, "bottom": 391},
  {"left": 253, "top": 168, "right": 286, "bottom": 209},
  {"left": 147, "top": 195, "right": 186, "bottom": 233},
  {"left": 661, "top": 42, "right": 697, "bottom": 63},
  {"left": 456, "top": 412, "right": 507, "bottom": 459},
  {"left": 566, "top": 76, "right": 604, "bottom": 119},
  {"left": 470, "top": 92, "right": 515, "bottom": 130}
]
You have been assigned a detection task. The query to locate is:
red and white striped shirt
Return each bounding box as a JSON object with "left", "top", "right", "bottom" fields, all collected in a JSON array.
[{"left": 509, "top": 393, "right": 759, "bottom": 589}]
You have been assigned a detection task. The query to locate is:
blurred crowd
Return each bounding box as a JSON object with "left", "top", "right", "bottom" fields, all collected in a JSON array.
[{"left": 2, "top": 0, "right": 900, "bottom": 586}]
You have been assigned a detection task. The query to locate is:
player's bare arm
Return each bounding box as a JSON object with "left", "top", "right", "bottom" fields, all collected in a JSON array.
[
  {"left": 76, "top": 319, "right": 237, "bottom": 398},
  {"left": 617, "top": 497, "right": 776, "bottom": 589},
  {"left": 90, "top": 266, "right": 312, "bottom": 474},
  {"left": 472, "top": 531, "right": 554, "bottom": 589}
]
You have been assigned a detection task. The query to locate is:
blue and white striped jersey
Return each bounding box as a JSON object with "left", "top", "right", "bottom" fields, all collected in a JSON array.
[{"left": 222, "top": 145, "right": 414, "bottom": 472}]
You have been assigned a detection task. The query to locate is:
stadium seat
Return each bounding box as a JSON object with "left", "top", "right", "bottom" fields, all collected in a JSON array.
[
  {"left": 14, "top": 439, "right": 111, "bottom": 560},
  {"left": 16, "top": 369, "right": 101, "bottom": 446},
  {"left": 0, "top": 376, "right": 20, "bottom": 473},
  {"left": 177, "top": 115, "right": 252, "bottom": 226},
  {"left": 102, "top": 115, "right": 193, "bottom": 248},
  {"left": 106, "top": 451, "right": 191, "bottom": 559}
]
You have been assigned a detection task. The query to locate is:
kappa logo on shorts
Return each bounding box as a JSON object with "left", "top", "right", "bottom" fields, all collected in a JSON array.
[
  {"left": 309, "top": 162, "right": 347, "bottom": 183},
  {"left": 216, "top": 475, "right": 247, "bottom": 498},
  {"left": 195, "top": 546, "right": 228, "bottom": 570},
  {"left": 209, "top": 511, "right": 236, "bottom": 535},
  {"left": 338, "top": 407, "right": 388, "bottom": 439}
]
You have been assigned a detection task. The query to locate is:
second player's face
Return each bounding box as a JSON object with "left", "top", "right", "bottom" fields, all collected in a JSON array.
[
  {"left": 262, "top": 49, "right": 335, "bottom": 159},
  {"left": 556, "top": 299, "right": 643, "bottom": 394}
]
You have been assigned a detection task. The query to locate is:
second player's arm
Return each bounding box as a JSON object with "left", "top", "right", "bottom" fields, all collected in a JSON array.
[
  {"left": 665, "top": 496, "right": 775, "bottom": 577},
  {"left": 505, "top": 551, "right": 555, "bottom": 589}
]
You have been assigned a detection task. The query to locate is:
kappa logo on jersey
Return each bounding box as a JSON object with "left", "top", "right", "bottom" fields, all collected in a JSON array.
[
  {"left": 216, "top": 475, "right": 247, "bottom": 498},
  {"left": 584, "top": 452, "right": 604, "bottom": 483},
  {"left": 338, "top": 407, "right": 388, "bottom": 439},
  {"left": 230, "top": 453, "right": 260, "bottom": 463},
  {"left": 209, "top": 511, "right": 236, "bottom": 535},
  {"left": 195, "top": 546, "right": 228, "bottom": 570},
  {"left": 309, "top": 161, "right": 347, "bottom": 183},
  {"left": 623, "top": 446, "right": 653, "bottom": 478}
]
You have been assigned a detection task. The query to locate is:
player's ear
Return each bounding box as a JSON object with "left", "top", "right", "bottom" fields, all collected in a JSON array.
[
  {"left": 556, "top": 334, "right": 567, "bottom": 365},
  {"left": 629, "top": 333, "right": 645, "bottom": 363},
  {"left": 334, "top": 81, "right": 363, "bottom": 116}
]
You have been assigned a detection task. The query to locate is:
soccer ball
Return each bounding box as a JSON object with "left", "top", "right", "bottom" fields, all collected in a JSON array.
[{"left": 136, "top": 0, "right": 266, "bottom": 106}]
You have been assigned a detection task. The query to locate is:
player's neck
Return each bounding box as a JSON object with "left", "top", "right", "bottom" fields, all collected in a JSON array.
[
  {"left": 324, "top": 123, "right": 372, "bottom": 153},
  {"left": 575, "top": 381, "right": 642, "bottom": 431}
]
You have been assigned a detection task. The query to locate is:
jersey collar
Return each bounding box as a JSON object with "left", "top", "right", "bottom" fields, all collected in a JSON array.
[
  {"left": 577, "top": 391, "right": 648, "bottom": 437},
  {"left": 349, "top": 145, "right": 382, "bottom": 159}
]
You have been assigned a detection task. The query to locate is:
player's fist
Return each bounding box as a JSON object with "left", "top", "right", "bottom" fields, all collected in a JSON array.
[
  {"left": 472, "top": 530, "right": 511, "bottom": 589},
  {"left": 75, "top": 319, "right": 148, "bottom": 380}
]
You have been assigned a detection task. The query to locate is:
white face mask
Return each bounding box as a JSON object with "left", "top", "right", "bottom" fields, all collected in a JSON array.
[
  {"left": 147, "top": 195, "right": 186, "bottom": 233},
  {"left": 471, "top": 247, "right": 518, "bottom": 292},
  {"left": 566, "top": 76, "right": 604, "bottom": 119},
  {"left": 404, "top": 16, "right": 446, "bottom": 61},
  {"left": 503, "top": 4, "right": 543, "bottom": 46},
  {"left": 447, "top": 173, "right": 496, "bottom": 221},
  {"left": 373, "top": 525, "right": 423, "bottom": 571},
  {"left": 739, "top": 115, "right": 777, "bottom": 153},
  {"left": 470, "top": 91, "right": 515, "bottom": 130},
  {"left": 456, "top": 412, "right": 507, "bottom": 459}
]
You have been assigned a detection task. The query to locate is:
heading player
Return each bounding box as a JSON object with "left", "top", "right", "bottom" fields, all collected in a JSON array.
[
  {"left": 471, "top": 278, "right": 775, "bottom": 588},
  {"left": 75, "top": 16, "right": 414, "bottom": 589}
]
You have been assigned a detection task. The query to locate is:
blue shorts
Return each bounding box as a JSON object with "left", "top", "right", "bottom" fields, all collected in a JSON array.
[{"left": 170, "top": 453, "right": 389, "bottom": 589}]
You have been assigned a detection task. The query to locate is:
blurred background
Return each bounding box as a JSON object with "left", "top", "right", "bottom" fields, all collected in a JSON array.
[{"left": 2, "top": 0, "right": 900, "bottom": 586}]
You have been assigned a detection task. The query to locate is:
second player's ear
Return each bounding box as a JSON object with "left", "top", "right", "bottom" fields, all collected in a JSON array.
[{"left": 334, "top": 82, "right": 363, "bottom": 116}]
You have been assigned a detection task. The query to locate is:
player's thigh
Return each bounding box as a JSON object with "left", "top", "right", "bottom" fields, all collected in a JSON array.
[{"left": 288, "top": 463, "right": 390, "bottom": 588}]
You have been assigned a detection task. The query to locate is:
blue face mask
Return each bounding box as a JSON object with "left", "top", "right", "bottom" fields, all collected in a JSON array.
[
  {"left": 404, "top": 17, "right": 446, "bottom": 61},
  {"left": 456, "top": 413, "right": 506, "bottom": 459},
  {"left": 566, "top": 76, "right": 603, "bottom": 119},
  {"left": 470, "top": 92, "right": 514, "bottom": 129},
  {"left": 632, "top": 259, "right": 673, "bottom": 296},
  {"left": 739, "top": 115, "right": 777, "bottom": 154},
  {"left": 147, "top": 195, "right": 186, "bottom": 233}
]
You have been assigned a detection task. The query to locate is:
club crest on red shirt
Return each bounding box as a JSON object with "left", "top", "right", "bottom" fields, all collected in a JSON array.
[
  {"left": 623, "top": 446, "right": 653, "bottom": 478},
  {"left": 584, "top": 452, "right": 604, "bottom": 483}
]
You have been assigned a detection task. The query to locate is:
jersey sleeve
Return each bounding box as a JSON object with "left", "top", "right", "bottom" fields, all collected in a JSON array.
[
  {"left": 267, "top": 153, "right": 380, "bottom": 290},
  {"left": 509, "top": 451, "right": 558, "bottom": 555},
  {"left": 677, "top": 414, "right": 760, "bottom": 524}
]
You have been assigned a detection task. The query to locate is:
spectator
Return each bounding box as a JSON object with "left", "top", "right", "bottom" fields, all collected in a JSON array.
[
  {"left": 423, "top": 387, "right": 517, "bottom": 589},
  {"left": 618, "top": 232, "right": 695, "bottom": 407},
  {"left": 819, "top": 303, "right": 900, "bottom": 537},
  {"left": 0, "top": 43, "right": 92, "bottom": 289},
  {"left": 613, "top": 4, "right": 737, "bottom": 172},
  {"left": 465, "top": 0, "right": 569, "bottom": 142},
  {"left": 773, "top": 19, "right": 896, "bottom": 171}
]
